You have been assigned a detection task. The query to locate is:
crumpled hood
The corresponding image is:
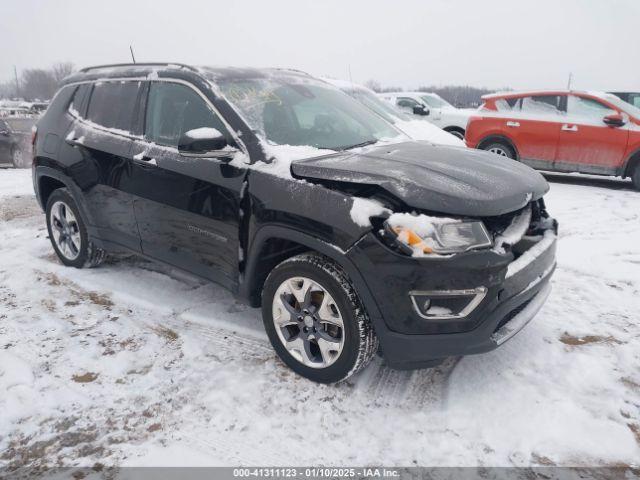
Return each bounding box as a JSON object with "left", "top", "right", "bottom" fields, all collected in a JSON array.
[{"left": 290, "top": 141, "right": 549, "bottom": 217}]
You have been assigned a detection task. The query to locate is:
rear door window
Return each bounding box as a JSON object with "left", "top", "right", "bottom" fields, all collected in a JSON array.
[
  {"left": 495, "top": 97, "right": 521, "bottom": 112},
  {"left": 520, "top": 95, "right": 563, "bottom": 116},
  {"left": 86, "top": 81, "right": 141, "bottom": 132}
]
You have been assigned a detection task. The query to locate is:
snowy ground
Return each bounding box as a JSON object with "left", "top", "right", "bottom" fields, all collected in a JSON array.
[{"left": 0, "top": 168, "right": 638, "bottom": 470}]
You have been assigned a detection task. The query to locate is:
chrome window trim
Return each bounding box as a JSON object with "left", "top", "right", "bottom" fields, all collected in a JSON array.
[{"left": 408, "top": 287, "right": 488, "bottom": 320}]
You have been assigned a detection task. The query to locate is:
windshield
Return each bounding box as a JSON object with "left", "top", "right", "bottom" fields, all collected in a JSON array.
[
  {"left": 218, "top": 75, "right": 404, "bottom": 150},
  {"left": 348, "top": 89, "right": 412, "bottom": 124},
  {"left": 601, "top": 93, "right": 640, "bottom": 120},
  {"left": 420, "top": 95, "right": 451, "bottom": 108}
]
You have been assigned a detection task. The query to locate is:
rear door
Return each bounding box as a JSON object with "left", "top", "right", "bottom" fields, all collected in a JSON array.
[
  {"left": 131, "top": 81, "right": 246, "bottom": 287},
  {"left": 554, "top": 94, "right": 629, "bottom": 173},
  {"left": 67, "top": 80, "right": 143, "bottom": 251},
  {"left": 506, "top": 95, "right": 563, "bottom": 169}
]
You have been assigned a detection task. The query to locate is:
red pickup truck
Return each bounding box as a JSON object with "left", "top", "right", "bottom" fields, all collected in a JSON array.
[{"left": 465, "top": 90, "right": 640, "bottom": 190}]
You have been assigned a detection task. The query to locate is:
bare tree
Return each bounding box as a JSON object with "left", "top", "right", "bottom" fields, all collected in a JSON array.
[
  {"left": 364, "top": 79, "right": 382, "bottom": 92},
  {"left": 0, "top": 81, "right": 15, "bottom": 99},
  {"left": 52, "top": 62, "right": 75, "bottom": 83},
  {"left": 363, "top": 79, "right": 404, "bottom": 93},
  {"left": 21, "top": 69, "right": 57, "bottom": 101}
]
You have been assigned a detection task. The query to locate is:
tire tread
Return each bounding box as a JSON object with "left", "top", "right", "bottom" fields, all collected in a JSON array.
[{"left": 264, "top": 252, "right": 378, "bottom": 382}]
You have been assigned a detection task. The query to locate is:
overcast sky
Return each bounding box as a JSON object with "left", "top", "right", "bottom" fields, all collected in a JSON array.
[{"left": 1, "top": 0, "right": 638, "bottom": 91}]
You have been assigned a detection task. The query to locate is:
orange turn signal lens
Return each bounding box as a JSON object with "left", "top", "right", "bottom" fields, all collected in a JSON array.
[{"left": 392, "top": 227, "right": 433, "bottom": 254}]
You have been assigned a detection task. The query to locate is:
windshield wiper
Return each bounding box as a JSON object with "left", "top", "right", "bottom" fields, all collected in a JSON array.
[{"left": 339, "top": 139, "right": 378, "bottom": 151}]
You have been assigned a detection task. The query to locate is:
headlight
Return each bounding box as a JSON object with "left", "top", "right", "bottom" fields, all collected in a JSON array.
[{"left": 384, "top": 213, "right": 492, "bottom": 256}]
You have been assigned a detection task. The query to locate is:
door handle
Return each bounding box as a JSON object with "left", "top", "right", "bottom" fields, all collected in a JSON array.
[
  {"left": 65, "top": 136, "right": 84, "bottom": 147},
  {"left": 133, "top": 152, "right": 157, "bottom": 166},
  {"left": 506, "top": 121, "right": 520, "bottom": 128},
  {"left": 561, "top": 124, "right": 578, "bottom": 132}
]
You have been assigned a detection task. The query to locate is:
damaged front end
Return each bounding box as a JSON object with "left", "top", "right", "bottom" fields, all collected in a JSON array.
[{"left": 344, "top": 198, "right": 558, "bottom": 369}]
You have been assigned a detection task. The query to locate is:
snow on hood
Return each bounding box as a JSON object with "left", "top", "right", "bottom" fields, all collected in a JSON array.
[{"left": 394, "top": 119, "right": 465, "bottom": 147}]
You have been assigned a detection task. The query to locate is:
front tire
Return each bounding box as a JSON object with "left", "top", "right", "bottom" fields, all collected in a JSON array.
[
  {"left": 45, "top": 189, "right": 106, "bottom": 268},
  {"left": 482, "top": 141, "right": 516, "bottom": 159},
  {"left": 444, "top": 127, "right": 465, "bottom": 140},
  {"left": 262, "top": 253, "right": 378, "bottom": 383}
]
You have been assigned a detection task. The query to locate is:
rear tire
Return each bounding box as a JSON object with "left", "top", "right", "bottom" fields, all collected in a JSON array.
[
  {"left": 45, "top": 188, "right": 106, "bottom": 268},
  {"left": 482, "top": 141, "right": 516, "bottom": 160},
  {"left": 632, "top": 165, "right": 640, "bottom": 191},
  {"left": 262, "top": 252, "right": 378, "bottom": 383}
]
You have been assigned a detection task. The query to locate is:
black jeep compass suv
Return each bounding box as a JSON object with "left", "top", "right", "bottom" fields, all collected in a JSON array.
[{"left": 32, "top": 63, "right": 557, "bottom": 383}]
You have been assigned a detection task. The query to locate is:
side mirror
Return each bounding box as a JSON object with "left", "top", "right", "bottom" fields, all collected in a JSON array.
[
  {"left": 413, "top": 105, "right": 430, "bottom": 116},
  {"left": 178, "top": 128, "right": 230, "bottom": 156},
  {"left": 603, "top": 113, "right": 625, "bottom": 128}
]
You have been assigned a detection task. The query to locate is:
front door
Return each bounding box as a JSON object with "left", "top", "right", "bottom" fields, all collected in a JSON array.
[
  {"left": 131, "top": 81, "right": 246, "bottom": 288},
  {"left": 554, "top": 95, "right": 629, "bottom": 174}
]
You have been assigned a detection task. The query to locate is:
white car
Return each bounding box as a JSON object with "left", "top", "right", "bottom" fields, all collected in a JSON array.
[
  {"left": 322, "top": 78, "right": 464, "bottom": 147},
  {"left": 379, "top": 92, "right": 474, "bottom": 140}
]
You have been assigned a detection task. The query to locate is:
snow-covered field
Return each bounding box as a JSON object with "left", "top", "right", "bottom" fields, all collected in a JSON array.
[{"left": 0, "top": 168, "right": 638, "bottom": 469}]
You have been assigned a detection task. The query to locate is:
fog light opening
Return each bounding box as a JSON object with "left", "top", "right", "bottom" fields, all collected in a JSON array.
[{"left": 409, "top": 287, "right": 487, "bottom": 320}]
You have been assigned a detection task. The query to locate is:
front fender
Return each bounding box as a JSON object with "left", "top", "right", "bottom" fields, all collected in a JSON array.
[{"left": 239, "top": 224, "right": 387, "bottom": 339}]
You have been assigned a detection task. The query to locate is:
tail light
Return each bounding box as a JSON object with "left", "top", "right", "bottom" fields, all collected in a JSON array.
[{"left": 31, "top": 126, "right": 37, "bottom": 167}]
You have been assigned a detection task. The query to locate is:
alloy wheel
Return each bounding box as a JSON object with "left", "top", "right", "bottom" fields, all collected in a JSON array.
[
  {"left": 489, "top": 146, "right": 509, "bottom": 157},
  {"left": 272, "top": 276, "right": 345, "bottom": 368},
  {"left": 49, "top": 201, "right": 82, "bottom": 260}
]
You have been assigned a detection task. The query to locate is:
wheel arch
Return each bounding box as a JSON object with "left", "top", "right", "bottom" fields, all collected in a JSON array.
[
  {"left": 477, "top": 134, "right": 520, "bottom": 160},
  {"left": 239, "top": 226, "right": 383, "bottom": 327},
  {"left": 38, "top": 175, "right": 66, "bottom": 210},
  {"left": 34, "top": 167, "right": 98, "bottom": 229}
]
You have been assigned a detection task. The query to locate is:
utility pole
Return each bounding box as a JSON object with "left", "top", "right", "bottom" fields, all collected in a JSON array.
[{"left": 14, "top": 65, "right": 20, "bottom": 99}]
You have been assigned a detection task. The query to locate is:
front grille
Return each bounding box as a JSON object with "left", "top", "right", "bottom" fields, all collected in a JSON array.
[{"left": 494, "top": 297, "right": 534, "bottom": 332}]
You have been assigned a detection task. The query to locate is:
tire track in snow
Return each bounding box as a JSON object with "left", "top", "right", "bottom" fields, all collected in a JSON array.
[{"left": 358, "top": 357, "right": 460, "bottom": 409}]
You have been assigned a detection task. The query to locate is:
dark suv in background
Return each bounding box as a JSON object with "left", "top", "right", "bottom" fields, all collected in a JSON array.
[
  {"left": 33, "top": 63, "right": 557, "bottom": 383},
  {"left": 0, "top": 118, "right": 25, "bottom": 167}
]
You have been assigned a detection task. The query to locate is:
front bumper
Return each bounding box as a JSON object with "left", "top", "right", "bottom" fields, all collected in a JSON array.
[{"left": 346, "top": 229, "right": 557, "bottom": 369}]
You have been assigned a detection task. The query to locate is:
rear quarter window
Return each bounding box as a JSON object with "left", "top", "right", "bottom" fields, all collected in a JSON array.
[
  {"left": 69, "top": 84, "right": 91, "bottom": 117},
  {"left": 86, "top": 81, "right": 141, "bottom": 132}
]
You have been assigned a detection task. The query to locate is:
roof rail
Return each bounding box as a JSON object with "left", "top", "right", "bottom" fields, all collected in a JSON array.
[{"left": 79, "top": 62, "right": 198, "bottom": 73}]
